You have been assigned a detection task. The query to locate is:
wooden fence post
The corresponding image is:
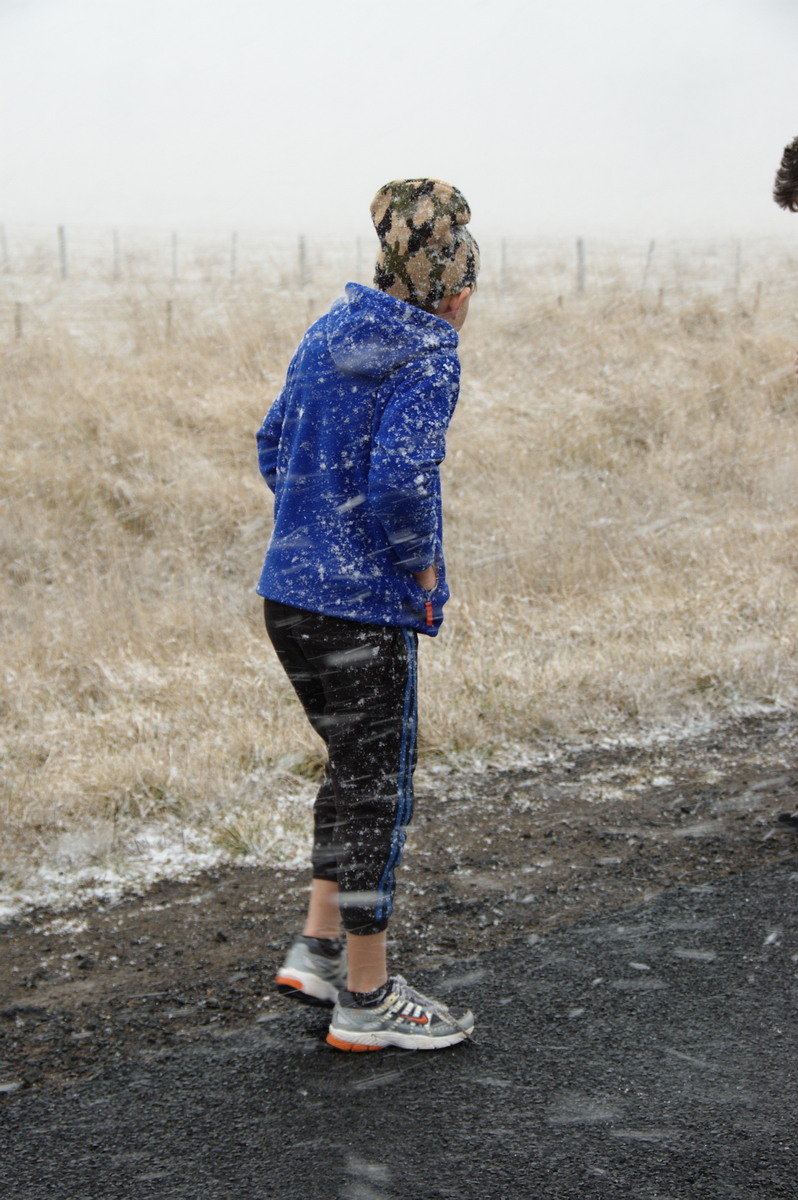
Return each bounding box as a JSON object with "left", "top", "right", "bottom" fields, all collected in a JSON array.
[
  {"left": 58, "top": 225, "right": 68, "bottom": 279},
  {"left": 298, "top": 235, "right": 308, "bottom": 288},
  {"left": 14, "top": 302, "right": 23, "bottom": 339},
  {"left": 576, "top": 238, "right": 585, "bottom": 294},
  {"left": 165, "top": 299, "right": 173, "bottom": 339},
  {"left": 640, "top": 239, "right": 655, "bottom": 291}
]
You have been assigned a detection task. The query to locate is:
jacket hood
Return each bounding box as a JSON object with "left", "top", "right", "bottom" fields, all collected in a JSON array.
[{"left": 325, "top": 283, "right": 458, "bottom": 379}]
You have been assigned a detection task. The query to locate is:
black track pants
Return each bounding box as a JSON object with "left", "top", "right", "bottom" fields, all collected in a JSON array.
[{"left": 263, "top": 599, "right": 418, "bottom": 935}]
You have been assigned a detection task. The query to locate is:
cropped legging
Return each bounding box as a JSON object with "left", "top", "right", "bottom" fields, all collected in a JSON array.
[{"left": 263, "top": 599, "right": 418, "bottom": 935}]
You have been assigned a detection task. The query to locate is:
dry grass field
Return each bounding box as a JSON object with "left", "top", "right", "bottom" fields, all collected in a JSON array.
[{"left": 2, "top": 229, "right": 797, "bottom": 898}]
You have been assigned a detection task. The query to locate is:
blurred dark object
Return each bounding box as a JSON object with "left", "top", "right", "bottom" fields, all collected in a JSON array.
[{"left": 773, "top": 135, "right": 798, "bottom": 211}]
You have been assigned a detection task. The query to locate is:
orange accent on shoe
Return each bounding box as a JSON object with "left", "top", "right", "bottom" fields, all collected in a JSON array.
[
  {"left": 399, "top": 1014, "right": 429, "bottom": 1025},
  {"left": 326, "top": 1032, "right": 382, "bottom": 1052},
  {"left": 275, "top": 973, "right": 303, "bottom": 990},
  {"left": 425, "top": 601, "right": 434, "bottom": 627}
]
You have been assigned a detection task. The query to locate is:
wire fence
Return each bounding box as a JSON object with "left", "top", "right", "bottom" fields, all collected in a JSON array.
[{"left": 1, "top": 223, "right": 796, "bottom": 350}]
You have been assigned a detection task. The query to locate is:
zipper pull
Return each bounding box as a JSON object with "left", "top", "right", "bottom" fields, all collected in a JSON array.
[{"left": 425, "top": 600, "right": 434, "bottom": 627}]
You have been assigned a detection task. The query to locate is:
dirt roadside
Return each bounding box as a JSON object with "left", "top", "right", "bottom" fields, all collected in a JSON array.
[{"left": 2, "top": 710, "right": 797, "bottom": 1092}]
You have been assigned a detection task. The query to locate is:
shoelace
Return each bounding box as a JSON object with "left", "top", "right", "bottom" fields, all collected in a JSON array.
[{"left": 387, "top": 975, "right": 466, "bottom": 1029}]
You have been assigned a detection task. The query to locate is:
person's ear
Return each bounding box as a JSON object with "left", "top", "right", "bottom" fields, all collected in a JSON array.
[
  {"left": 449, "top": 287, "right": 471, "bottom": 313},
  {"left": 438, "top": 287, "right": 471, "bottom": 316}
]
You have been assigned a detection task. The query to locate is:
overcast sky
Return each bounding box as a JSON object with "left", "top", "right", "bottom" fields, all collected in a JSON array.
[{"left": 1, "top": 0, "right": 797, "bottom": 239}]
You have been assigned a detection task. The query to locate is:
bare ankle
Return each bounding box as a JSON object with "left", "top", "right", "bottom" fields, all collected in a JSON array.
[{"left": 345, "top": 929, "right": 388, "bottom": 993}]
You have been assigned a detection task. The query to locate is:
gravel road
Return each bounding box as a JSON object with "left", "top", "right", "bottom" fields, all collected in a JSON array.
[{"left": 2, "top": 711, "right": 797, "bottom": 1197}]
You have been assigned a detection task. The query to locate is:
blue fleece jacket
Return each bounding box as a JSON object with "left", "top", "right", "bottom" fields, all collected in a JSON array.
[{"left": 255, "top": 283, "right": 461, "bottom": 634}]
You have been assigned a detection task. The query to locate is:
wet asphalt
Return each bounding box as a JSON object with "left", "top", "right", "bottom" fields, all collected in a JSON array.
[{"left": 2, "top": 860, "right": 796, "bottom": 1200}]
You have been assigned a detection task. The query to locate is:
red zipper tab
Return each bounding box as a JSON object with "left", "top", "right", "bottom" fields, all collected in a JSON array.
[{"left": 425, "top": 601, "right": 434, "bottom": 627}]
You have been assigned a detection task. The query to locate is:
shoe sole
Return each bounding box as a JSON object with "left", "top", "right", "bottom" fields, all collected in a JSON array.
[
  {"left": 326, "top": 1018, "right": 474, "bottom": 1052},
  {"left": 275, "top": 970, "right": 339, "bottom": 1007}
]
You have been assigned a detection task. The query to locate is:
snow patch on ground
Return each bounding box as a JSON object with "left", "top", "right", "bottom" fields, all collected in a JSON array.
[
  {"left": 0, "top": 826, "right": 228, "bottom": 923},
  {"left": 0, "top": 705, "right": 791, "bottom": 923},
  {"left": 0, "top": 780, "right": 315, "bottom": 923}
]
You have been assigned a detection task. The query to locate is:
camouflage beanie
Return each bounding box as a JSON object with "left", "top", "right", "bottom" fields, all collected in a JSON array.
[
  {"left": 371, "top": 178, "right": 480, "bottom": 311},
  {"left": 773, "top": 135, "right": 798, "bottom": 212}
]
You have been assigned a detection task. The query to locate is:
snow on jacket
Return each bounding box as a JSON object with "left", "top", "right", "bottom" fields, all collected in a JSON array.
[{"left": 255, "top": 282, "right": 461, "bottom": 635}]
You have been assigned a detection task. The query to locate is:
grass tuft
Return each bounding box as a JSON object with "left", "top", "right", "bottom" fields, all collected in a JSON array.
[{"left": 2, "top": 236, "right": 797, "bottom": 874}]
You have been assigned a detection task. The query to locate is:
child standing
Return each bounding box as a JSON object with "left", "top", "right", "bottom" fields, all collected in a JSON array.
[{"left": 256, "top": 179, "right": 478, "bottom": 1051}]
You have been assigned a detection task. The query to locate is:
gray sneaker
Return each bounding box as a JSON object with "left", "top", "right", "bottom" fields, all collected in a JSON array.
[
  {"left": 326, "top": 975, "right": 475, "bottom": 1051},
  {"left": 275, "top": 936, "right": 347, "bottom": 1007}
]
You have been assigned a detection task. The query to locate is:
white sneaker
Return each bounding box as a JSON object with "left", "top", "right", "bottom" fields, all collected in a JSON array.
[
  {"left": 275, "top": 936, "right": 347, "bottom": 1007},
  {"left": 327, "top": 975, "right": 475, "bottom": 1051}
]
